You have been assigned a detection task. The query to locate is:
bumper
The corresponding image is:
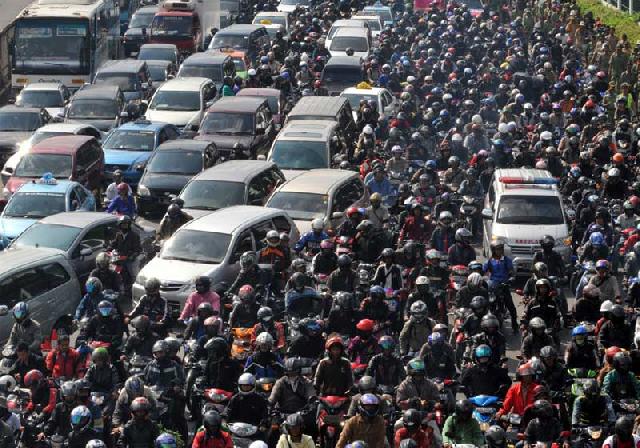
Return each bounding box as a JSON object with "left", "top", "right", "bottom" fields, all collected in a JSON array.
[
  {"left": 132, "top": 282, "right": 185, "bottom": 319},
  {"left": 136, "top": 194, "right": 175, "bottom": 215},
  {"left": 507, "top": 245, "right": 572, "bottom": 275}
]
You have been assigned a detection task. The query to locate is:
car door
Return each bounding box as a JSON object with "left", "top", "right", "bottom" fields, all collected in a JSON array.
[
  {"left": 37, "top": 262, "right": 76, "bottom": 324},
  {"left": 71, "top": 222, "right": 115, "bottom": 281},
  {"left": 0, "top": 266, "right": 52, "bottom": 337},
  {"left": 483, "top": 181, "right": 496, "bottom": 254},
  {"left": 217, "top": 230, "right": 255, "bottom": 287}
]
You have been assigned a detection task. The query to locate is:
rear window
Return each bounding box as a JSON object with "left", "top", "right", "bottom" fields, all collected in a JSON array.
[
  {"left": 181, "top": 180, "right": 245, "bottom": 211},
  {"left": 15, "top": 154, "right": 73, "bottom": 178},
  {"left": 322, "top": 67, "right": 362, "bottom": 83}
]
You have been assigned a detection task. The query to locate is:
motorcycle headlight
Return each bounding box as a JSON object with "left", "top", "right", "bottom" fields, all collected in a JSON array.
[{"left": 137, "top": 184, "right": 150, "bottom": 197}]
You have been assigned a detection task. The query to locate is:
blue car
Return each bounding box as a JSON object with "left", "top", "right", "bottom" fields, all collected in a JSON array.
[
  {"left": 0, "top": 175, "right": 96, "bottom": 247},
  {"left": 102, "top": 119, "right": 180, "bottom": 187}
]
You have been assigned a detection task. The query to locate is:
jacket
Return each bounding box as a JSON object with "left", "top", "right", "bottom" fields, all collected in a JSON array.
[
  {"left": 571, "top": 394, "right": 615, "bottom": 426},
  {"left": 419, "top": 343, "right": 457, "bottom": 380},
  {"left": 44, "top": 401, "right": 74, "bottom": 436},
  {"left": 45, "top": 348, "right": 80, "bottom": 379},
  {"left": 396, "top": 376, "right": 439, "bottom": 403},
  {"left": 85, "top": 363, "right": 120, "bottom": 394},
  {"left": 225, "top": 392, "right": 268, "bottom": 426},
  {"left": 499, "top": 382, "right": 538, "bottom": 416},
  {"left": 269, "top": 375, "right": 315, "bottom": 414},
  {"left": 7, "top": 319, "right": 42, "bottom": 353},
  {"left": 276, "top": 434, "right": 315, "bottom": 448},
  {"left": 113, "top": 387, "right": 159, "bottom": 426},
  {"left": 129, "top": 295, "right": 169, "bottom": 330},
  {"left": 524, "top": 417, "right": 561, "bottom": 444},
  {"left": 603, "top": 369, "right": 640, "bottom": 400},
  {"left": 108, "top": 229, "right": 141, "bottom": 258},
  {"left": 179, "top": 291, "right": 221, "bottom": 321},
  {"left": 394, "top": 427, "right": 434, "bottom": 448},
  {"left": 598, "top": 320, "right": 633, "bottom": 351},
  {"left": 0, "top": 420, "right": 14, "bottom": 448},
  {"left": 460, "top": 364, "right": 511, "bottom": 398},
  {"left": 399, "top": 317, "right": 433, "bottom": 355},
  {"left": 366, "top": 353, "right": 405, "bottom": 387},
  {"left": 442, "top": 415, "right": 484, "bottom": 446},
  {"left": 336, "top": 415, "right": 386, "bottom": 448},
  {"left": 373, "top": 264, "right": 403, "bottom": 291},
  {"left": 192, "top": 430, "right": 234, "bottom": 448},
  {"left": 143, "top": 359, "right": 185, "bottom": 389},
  {"left": 67, "top": 427, "right": 101, "bottom": 448},
  {"left": 117, "top": 419, "right": 160, "bottom": 448},
  {"left": 314, "top": 357, "right": 353, "bottom": 396}
]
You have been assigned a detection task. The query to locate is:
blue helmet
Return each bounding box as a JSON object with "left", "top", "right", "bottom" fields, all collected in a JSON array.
[
  {"left": 492, "top": 139, "right": 505, "bottom": 148},
  {"left": 571, "top": 326, "right": 588, "bottom": 337},
  {"left": 12, "top": 302, "right": 28, "bottom": 321},
  {"left": 369, "top": 285, "right": 385, "bottom": 298},
  {"left": 156, "top": 433, "right": 177, "bottom": 448},
  {"left": 590, "top": 232, "right": 604, "bottom": 247},
  {"left": 439, "top": 109, "right": 449, "bottom": 118},
  {"left": 569, "top": 167, "right": 581, "bottom": 178},
  {"left": 428, "top": 332, "right": 444, "bottom": 345},
  {"left": 475, "top": 344, "right": 492, "bottom": 359},
  {"left": 426, "top": 160, "right": 437, "bottom": 170}
]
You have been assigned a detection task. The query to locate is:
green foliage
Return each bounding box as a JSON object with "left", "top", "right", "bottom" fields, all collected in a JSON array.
[
  {"left": 157, "top": 425, "right": 186, "bottom": 448},
  {"left": 577, "top": 0, "right": 640, "bottom": 43}
]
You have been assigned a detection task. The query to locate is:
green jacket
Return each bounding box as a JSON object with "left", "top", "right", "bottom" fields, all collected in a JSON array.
[
  {"left": 602, "top": 369, "right": 640, "bottom": 400},
  {"left": 442, "top": 415, "right": 484, "bottom": 447}
]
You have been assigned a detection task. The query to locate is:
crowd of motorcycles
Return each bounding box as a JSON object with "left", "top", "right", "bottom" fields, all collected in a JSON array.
[{"left": 8, "top": 0, "right": 640, "bottom": 445}]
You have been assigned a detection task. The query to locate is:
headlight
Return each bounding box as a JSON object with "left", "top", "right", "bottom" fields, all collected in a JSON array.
[{"left": 137, "top": 184, "right": 150, "bottom": 197}]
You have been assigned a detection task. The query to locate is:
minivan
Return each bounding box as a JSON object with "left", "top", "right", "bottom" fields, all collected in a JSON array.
[
  {"left": 326, "top": 19, "right": 369, "bottom": 50},
  {"left": 328, "top": 27, "right": 370, "bottom": 59},
  {"left": 178, "top": 160, "right": 285, "bottom": 218},
  {"left": 94, "top": 60, "right": 153, "bottom": 103},
  {"left": 131, "top": 205, "right": 299, "bottom": 313},
  {"left": 320, "top": 56, "right": 364, "bottom": 96},
  {"left": 208, "top": 24, "right": 270, "bottom": 65},
  {"left": 286, "top": 96, "right": 357, "bottom": 147},
  {"left": 64, "top": 85, "right": 133, "bottom": 132}
]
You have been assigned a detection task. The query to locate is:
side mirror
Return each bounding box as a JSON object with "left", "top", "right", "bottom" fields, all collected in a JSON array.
[
  {"left": 79, "top": 247, "right": 92, "bottom": 257},
  {"left": 481, "top": 208, "right": 493, "bottom": 220},
  {"left": 0, "top": 305, "right": 8, "bottom": 316},
  {"left": 331, "top": 211, "right": 344, "bottom": 220},
  {"left": 141, "top": 27, "right": 147, "bottom": 37},
  {"left": 120, "top": 111, "right": 129, "bottom": 119},
  {"left": 3, "top": 167, "right": 13, "bottom": 175}
]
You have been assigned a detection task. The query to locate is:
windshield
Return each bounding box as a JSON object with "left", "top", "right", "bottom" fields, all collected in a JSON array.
[
  {"left": 268, "top": 192, "right": 328, "bottom": 215},
  {"left": 30, "top": 131, "right": 68, "bottom": 147},
  {"left": 148, "top": 64, "right": 169, "bottom": 82},
  {"left": 363, "top": 7, "right": 393, "bottom": 22},
  {"left": 0, "top": 112, "right": 41, "bottom": 132},
  {"left": 330, "top": 36, "right": 368, "bottom": 52},
  {"left": 3, "top": 192, "right": 66, "bottom": 219},
  {"left": 341, "top": 93, "right": 377, "bottom": 110},
  {"left": 322, "top": 67, "right": 362, "bottom": 83},
  {"left": 150, "top": 90, "right": 200, "bottom": 111},
  {"left": 178, "top": 65, "right": 223, "bottom": 82},
  {"left": 94, "top": 73, "right": 138, "bottom": 92},
  {"left": 130, "top": 11, "right": 155, "bottom": 28},
  {"left": 138, "top": 47, "right": 176, "bottom": 63},
  {"left": 328, "top": 25, "right": 362, "bottom": 40},
  {"left": 104, "top": 130, "right": 156, "bottom": 151},
  {"left": 15, "top": 154, "right": 73, "bottom": 178},
  {"left": 210, "top": 34, "right": 249, "bottom": 51},
  {"left": 14, "top": 18, "right": 89, "bottom": 75},
  {"left": 68, "top": 99, "right": 118, "bottom": 119},
  {"left": 357, "top": 18, "right": 380, "bottom": 30},
  {"left": 147, "top": 150, "right": 202, "bottom": 174},
  {"left": 496, "top": 195, "right": 565, "bottom": 225},
  {"left": 181, "top": 180, "right": 245, "bottom": 210},
  {"left": 270, "top": 141, "right": 328, "bottom": 169},
  {"left": 12, "top": 223, "right": 81, "bottom": 251},
  {"left": 16, "top": 90, "right": 63, "bottom": 108},
  {"left": 200, "top": 112, "right": 254, "bottom": 134},
  {"left": 150, "top": 15, "right": 193, "bottom": 38},
  {"left": 161, "top": 229, "right": 230, "bottom": 263}
]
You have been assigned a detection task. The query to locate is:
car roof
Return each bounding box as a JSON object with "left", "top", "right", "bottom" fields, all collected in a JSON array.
[
  {"left": 36, "top": 123, "right": 97, "bottom": 133},
  {"left": 140, "top": 43, "right": 178, "bottom": 51},
  {"left": 116, "top": 119, "right": 170, "bottom": 132},
  {"left": 278, "top": 120, "right": 336, "bottom": 140},
  {"left": 493, "top": 168, "right": 559, "bottom": 197},
  {"left": 72, "top": 84, "right": 120, "bottom": 100},
  {"left": 236, "top": 88, "right": 280, "bottom": 98},
  {"left": 16, "top": 178, "right": 77, "bottom": 194},
  {"left": 182, "top": 52, "right": 229, "bottom": 65},
  {"left": 331, "top": 19, "right": 366, "bottom": 27},
  {"left": 22, "top": 82, "right": 64, "bottom": 91},
  {"left": 158, "top": 77, "right": 210, "bottom": 91},
  {"left": 207, "top": 96, "right": 266, "bottom": 113},
  {"left": 324, "top": 56, "right": 363, "bottom": 67},
  {"left": 185, "top": 205, "right": 284, "bottom": 234},
  {"left": 342, "top": 87, "right": 386, "bottom": 95},
  {"left": 156, "top": 139, "right": 212, "bottom": 152},
  {"left": 38, "top": 211, "right": 116, "bottom": 228},
  {"left": 289, "top": 96, "right": 349, "bottom": 117},
  {"left": 0, "top": 247, "right": 67, "bottom": 271},
  {"left": 276, "top": 169, "right": 357, "bottom": 194},
  {"left": 190, "top": 160, "right": 275, "bottom": 182},
  {"left": 333, "top": 27, "right": 368, "bottom": 38},
  {"left": 97, "top": 59, "right": 146, "bottom": 74},
  {"left": 0, "top": 105, "right": 42, "bottom": 114},
  {"left": 217, "top": 24, "right": 266, "bottom": 35},
  {"left": 30, "top": 135, "right": 95, "bottom": 154},
  {"left": 254, "top": 11, "right": 289, "bottom": 17}
]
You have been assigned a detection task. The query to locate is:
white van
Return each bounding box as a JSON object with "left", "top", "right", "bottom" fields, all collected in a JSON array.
[
  {"left": 328, "top": 28, "right": 370, "bottom": 59},
  {"left": 482, "top": 168, "right": 571, "bottom": 274},
  {"left": 326, "top": 19, "right": 369, "bottom": 50}
]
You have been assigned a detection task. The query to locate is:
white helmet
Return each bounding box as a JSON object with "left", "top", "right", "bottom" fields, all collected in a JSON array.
[
  {"left": 498, "top": 123, "right": 509, "bottom": 133},
  {"left": 363, "top": 125, "right": 374, "bottom": 135},
  {"left": 535, "top": 160, "right": 548, "bottom": 170},
  {"left": 311, "top": 218, "right": 324, "bottom": 231},
  {"left": 238, "top": 373, "right": 256, "bottom": 395},
  {"left": 471, "top": 114, "right": 483, "bottom": 125},
  {"left": 415, "top": 276, "right": 429, "bottom": 286},
  {"left": 256, "top": 331, "right": 274, "bottom": 349},
  {"left": 452, "top": 133, "right": 463, "bottom": 142},
  {"left": 467, "top": 272, "right": 483, "bottom": 288},
  {"left": 540, "top": 131, "right": 553, "bottom": 141},
  {"left": 600, "top": 300, "right": 613, "bottom": 313},
  {"left": 249, "top": 442, "right": 269, "bottom": 448}
]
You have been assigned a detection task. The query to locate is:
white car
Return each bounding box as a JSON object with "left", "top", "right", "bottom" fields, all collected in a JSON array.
[
  {"left": 15, "top": 82, "right": 70, "bottom": 119},
  {"left": 326, "top": 19, "right": 368, "bottom": 52},
  {"left": 340, "top": 86, "right": 397, "bottom": 121},
  {"left": 277, "top": 0, "right": 309, "bottom": 13},
  {"left": 328, "top": 27, "right": 370, "bottom": 59},
  {"left": 145, "top": 77, "right": 216, "bottom": 129}
]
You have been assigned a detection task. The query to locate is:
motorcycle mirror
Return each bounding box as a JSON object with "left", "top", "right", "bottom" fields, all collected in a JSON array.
[{"left": 0, "top": 305, "right": 8, "bottom": 316}]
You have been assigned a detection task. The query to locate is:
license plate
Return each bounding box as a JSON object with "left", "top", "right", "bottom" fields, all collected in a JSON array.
[{"left": 475, "top": 407, "right": 495, "bottom": 413}]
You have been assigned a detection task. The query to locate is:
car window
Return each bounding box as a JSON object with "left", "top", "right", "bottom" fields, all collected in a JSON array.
[
  {"left": 79, "top": 224, "right": 109, "bottom": 252},
  {"left": 252, "top": 219, "right": 274, "bottom": 243},
  {"left": 332, "top": 183, "right": 355, "bottom": 213},
  {"left": 76, "top": 147, "right": 91, "bottom": 171},
  {"left": 247, "top": 175, "right": 268, "bottom": 205},
  {"left": 231, "top": 232, "right": 254, "bottom": 262},
  {"left": 158, "top": 129, "right": 169, "bottom": 144},
  {"left": 0, "top": 264, "right": 59, "bottom": 306},
  {"left": 272, "top": 215, "right": 291, "bottom": 233},
  {"left": 350, "top": 179, "right": 365, "bottom": 201},
  {"left": 41, "top": 262, "right": 71, "bottom": 290}
]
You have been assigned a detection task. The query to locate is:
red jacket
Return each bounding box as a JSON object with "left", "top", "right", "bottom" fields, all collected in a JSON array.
[
  {"left": 192, "top": 430, "right": 233, "bottom": 448},
  {"left": 46, "top": 348, "right": 80, "bottom": 379},
  {"left": 399, "top": 216, "right": 432, "bottom": 244},
  {"left": 498, "top": 382, "right": 538, "bottom": 417},
  {"left": 394, "top": 427, "right": 434, "bottom": 448}
]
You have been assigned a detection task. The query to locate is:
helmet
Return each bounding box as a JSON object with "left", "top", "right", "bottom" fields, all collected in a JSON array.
[
  {"left": 203, "top": 410, "right": 222, "bottom": 433},
  {"left": 358, "top": 375, "right": 376, "bottom": 393},
  {"left": 470, "top": 296, "right": 488, "bottom": 311},
  {"left": 486, "top": 426, "right": 506, "bottom": 447},
  {"left": 337, "top": 254, "right": 352, "bottom": 267},
  {"left": 325, "top": 336, "right": 344, "bottom": 351},
  {"left": 481, "top": 314, "right": 499, "bottom": 332},
  {"left": 12, "top": 302, "right": 28, "bottom": 321},
  {"left": 475, "top": 344, "right": 492, "bottom": 361},
  {"left": 589, "top": 232, "right": 604, "bottom": 246},
  {"left": 71, "top": 405, "right": 92, "bottom": 429},
  {"left": 540, "top": 345, "right": 557, "bottom": 360},
  {"left": 378, "top": 335, "right": 395, "bottom": 351},
  {"left": 311, "top": 218, "right": 324, "bottom": 231},
  {"left": 615, "top": 416, "right": 634, "bottom": 440},
  {"left": 257, "top": 306, "right": 273, "bottom": 323},
  {"left": 406, "top": 358, "right": 425, "bottom": 376},
  {"left": 369, "top": 285, "right": 385, "bottom": 300},
  {"left": 428, "top": 331, "right": 444, "bottom": 345},
  {"left": 97, "top": 300, "right": 113, "bottom": 317},
  {"left": 320, "top": 240, "right": 334, "bottom": 250},
  {"left": 92, "top": 347, "right": 109, "bottom": 363},
  {"left": 403, "top": 409, "right": 421, "bottom": 431},
  {"left": 530, "top": 317, "right": 546, "bottom": 331},
  {"left": 155, "top": 433, "right": 177, "bottom": 448},
  {"left": 358, "top": 393, "right": 380, "bottom": 417},
  {"left": 535, "top": 278, "right": 551, "bottom": 291},
  {"left": 238, "top": 373, "right": 256, "bottom": 394},
  {"left": 95, "top": 252, "right": 109, "bottom": 269},
  {"left": 600, "top": 300, "right": 614, "bottom": 313},
  {"left": 0, "top": 375, "right": 16, "bottom": 394},
  {"left": 606, "top": 346, "right": 622, "bottom": 364},
  {"left": 439, "top": 211, "right": 453, "bottom": 223},
  {"left": 196, "top": 302, "right": 214, "bottom": 316},
  {"left": 239, "top": 284, "right": 255, "bottom": 302},
  {"left": 87, "top": 441, "right": 107, "bottom": 448},
  {"left": 533, "top": 400, "right": 553, "bottom": 419},
  {"left": 131, "top": 396, "right": 150, "bottom": 414},
  {"left": 611, "top": 304, "right": 625, "bottom": 318},
  {"left": 61, "top": 381, "right": 77, "bottom": 399},
  {"left": 255, "top": 332, "right": 274, "bottom": 350},
  {"left": 370, "top": 192, "right": 382, "bottom": 204},
  {"left": 85, "top": 276, "right": 103, "bottom": 294},
  {"left": 124, "top": 377, "right": 144, "bottom": 399},
  {"left": 415, "top": 276, "right": 429, "bottom": 286},
  {"left": 572, "top": 325, "right": 588, "bottom": 338},
  {"left": 410, "top": 300, "right": 427, "bottom": 319},
  {"left": 455, "top": 228, "right": 472, "bottom": 243},
  {"left": 164, "top": 336, "right": 180, "bottom": 355},
  {"left": 145, "top": 277, "right": 161, "bottom": 294},
  {"left": 533, "top": 262, "right": 548, "bottom": 278},
  {"left": 540, "top": 235, "right": 555, "bottom": 248},
  {"left": 240, "top": 251, "right": 256, "bottom": 269},
  {"left": 583, "top": 379, "right": 600, "bottom": 399},
  {"left": 116, "top": 183, "right": 129, "bottom": 194},
  {"left": 285, "top": 412, "right": 304, "bottom": 430},
  {"left": 467, "top": 272, "right": 482, "bottom": 288},
  {"left": 455, "top": 399, "right": 473, "bottom": 418},
  {"left": 347, "top": 207, "right": 362, "bottom": 218},
  {"left": 356, "top": 319, "right": 375, "bottom": 332},
  {"left": 152, "top": 340, "right": 168, "bottom": 355},
  {"left": 596, "top": 259, "right": 610, "bottom": 271},
  {"left": 284, "top": 358, "right": 300, "bottom": 375},
  {"left": 517, "top": 364, "right": 534, "bottom": 377}
]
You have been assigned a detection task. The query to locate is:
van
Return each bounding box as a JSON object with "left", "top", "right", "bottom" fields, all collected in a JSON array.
[
  {"left": 326, "top": 19, "right": 369, "bottom": 50},
  {"left": 177, "top": 53, "right": 235, "bottom": 90},
  {"left": 286, "top": 96, "right": 357, "bottom": 147},
  {"left": 328, "top": 27, "right": 370, "bottom": 59},
  {"left": 208, "top": 24, "right": 270, "bottom": 65},
  {"left": 482, "top": 168, "right": 571, "bottom": 274},
  {"left": 94, "top": 60, "right": 153, "bottom": 103},
  {"left": 320, "top": 56, "right": 364, "bottom": 96},
  {"left": 0, "top": 247, "right": 81, "bottom": 344},
  {"left": 64, "top": 85, "right": 133, "bottom": 132}
]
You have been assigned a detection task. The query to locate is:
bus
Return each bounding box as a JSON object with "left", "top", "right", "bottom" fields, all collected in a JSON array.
[{"left": 12, "top": 0, "right": 120, "bottom": 92}]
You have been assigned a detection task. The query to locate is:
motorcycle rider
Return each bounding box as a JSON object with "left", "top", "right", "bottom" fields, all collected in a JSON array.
[
  {"left": 82, "top": 300, "right": 126, "bottom": 362},
  {"left": 202, "top": 337, "right": 243, "bottom": 393},
  {"left": 179, "top": 276, "right": 220, "bottom": 323},
  {"left": 183, "top": 303, "right": 215, "bottom": 342},
  {"left": 497, "top": 364, "right": 539, "bottom": 419},
  {"left": 67, "top": 405, "right": 100, "bottom": 448},
  {"left": 565, "top": 325, "right": 599, "bottom": 370},
  {"left": 598, "top": 304, "right": 633, "bottom": 351},
  {"left": 574, "top": 283, "right": 601, "bottom": 324},
  {"left": 603, "top": 351, "right": 640, "bottom": 400},
  {"left": 113, "top": 377, "right": 159, "bottom": 428},
  {"left": 456, "top": 273, "right": 488, "bottom": 309},
  {"left": 276, "top": 412, "right": 314, "bottom": 448},
  {"left": 45, "top": 332, "right": 80, "bottom": 380},
  {"left": 538, "top": 346, "right": 568, "bottom": 394},
  {"left": 588, "top": 259, "right": 621, "bottom": 303},
  {"left": 419, "top": 331, "right": 457, "bottom": 380},
  {"left": 366, "top": 336, "right": 405, "bottom": 388},
  {"left": 326, "top": 292, "right": 357, "bottom": 337},
  {"left": 107, "top": 183, "right": 136, "bottom": 217},
  {"left": 226, "top": 373, "right": 269, "bottom": 429},
  {"left": 429, "top": 211, "right": 456, "bottom": 254},
  {"left": 228, "top": 252, "right": 265, "bottom": 296},
  {"left": 447, "top": 228, "right": 476, "bottom": 267},
  {"left": 9, "top": 342, "right": 46, "bottom": 386},
  {"left": 442, "top": 399, "right": 484, "bottom": 447},
  {"left": 85, "top": 347, "right": 119, "bottom": 396},
  {"left": 360, "top": 286, "right": 391, "bottom": 326},
  {"left": 523, "top": 400, "right": 563, "bottom": 447},
  {"left": 337, "top": 394, "right": 386, "bottom": 448},
  {"left": 315, "top": 337, "right": 353, "bottom": 396},
  {"left": 394, "top": 408, "right": 434, "bottom": 448},
  {"left": 400, "top": 301, "right": 434, "bottom": 356},
  {"left": 251, "top": 307, "right": 285, "bottom": 351},
  {"left": 347, "top": 376, "right": 378, "bottom": 418},
  {"left": 398, "top": 204, "right": 431, "bottom": 245},
  {"left": 295, "top": 218, "right": 329, "bottom": 256},
  {"left": 288, "top": 318, "right": 325, "bottom": 359},
  {"left": 522, "top": 279, "right": 562, "bottom": 336},
  {"left": 269, "top": 358, "right": 315, "bottom": 415},
  {"left": 571, "top": 379, "right": 616, "bottom": 427},
  {"left": 76, "top": 277, "right": 109, "bottom": 322},
  {"left": 128, "top": 278, "right": 169, "bottom": 337},
  {"left": 349, "top": 319, "right": 380, "bottom": 365},
  {"left": 24, "top": 369, "right": 57, "bottom": 416},
  {"left": 406, "top": 276, "right": 435, "bottom": 320},
  {"left": 327, "top": 255, "right": 357, "bottom": 294},
  {"left": 313, "top": 240, "right": 338, "bottom": 276},
  {"left": 90, "top": 252, "right": 122, "bottom": 294},
  {"left": 156, "top": 203, "right": 192, "bottom": 242},
  {"left": 468, "top": 314, "right": 506, "bottom": 366},
  {"left": 460, "top": 344, "right": 511, "bottom": 397},
  {"left": 192, "top": 410, "right": 233, "bottom": 448},
  {"left": 367, "top": 192, "right": 391, "bottom": 229},
  {"left": 396, "top": 359, "right": 439, "bottom": 408},
  {"left": 461, "top": 296, "right": 489, "bottom": 340},
  {"left": 42, "top": 380, "right": 77, "bottom": 439},
  {"left": 484, "top": 239, "right": 518, "bottom": 332},
  {"left": 5, "top": 302, "right": 41, "bottom": 354},
  {"left": 107, "top": 215, "right": 141, "bottom": 287},
  {"left": 229, "top": 285, "right": 260, "bottom": 329},
  {"left": 521, "top": 317, "right": 555, "bottom": 361},
  {"left": 244, "top": 332, "right": 284, "bottom": 379},
  {"left": 373, "top": 248, "right": 402, "bottom": 290},
  {"left": 117, "top": 397, "right": 160, "bottom": 448}
]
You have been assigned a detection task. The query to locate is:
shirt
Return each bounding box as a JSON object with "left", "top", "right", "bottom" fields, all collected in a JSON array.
[
  {"left": 179, "top": 291, "right": 221, "bottom": 320},
  {"left": 483, "top": 256, "right": 513, "bottom": 283},
  {"left": 105, "top": 183, "right": 132, "bottom": 202},
  {"left": 276, "top": 434, "right": 315, "bottom": 448}
]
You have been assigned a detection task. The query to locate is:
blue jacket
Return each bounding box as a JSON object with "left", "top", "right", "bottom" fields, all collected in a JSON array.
[
  {"left": 294, "top": 231, "right": 329, "bottom": 253},
  {"left": 106, "top": 195, "right": 136, "bottom": 217},
  {"left": 365, "top": 177, "right": 396, "bottom": 205},
  {"left": 483, "top": 256, "right": 513, "bottom": 284},
  {"left": 75, "top": 293, "right": 105, "bottom": 321}
]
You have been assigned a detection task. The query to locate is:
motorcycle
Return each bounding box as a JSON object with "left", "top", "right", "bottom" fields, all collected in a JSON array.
[
  {"left": 469, "top": 395, "right": 500, "bottom": 432},
  {"left": 567, "top": 368, "right": 598, "bottom": 407},
  {"left": 448, "top": 265, "right": 469, "bottom": 307},
  {"left": 459, "top": 195, "right": 479, "bottom": 233},
  {"left": 230, "top": 328, "right": 253, "bottom": 361},
  {"left": 317, "top": 395, "right": 349, "bottom": 448},
  {"left": 572, "top": 425, "right": 606, "bottom": 448},
  {"left": 227, "top": 422, "right": 260, "bottom": 448}
]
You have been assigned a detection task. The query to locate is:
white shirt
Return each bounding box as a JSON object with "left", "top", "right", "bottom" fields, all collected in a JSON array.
[{"left": 106, "top": 182, "right": 132, "bottom": 202}]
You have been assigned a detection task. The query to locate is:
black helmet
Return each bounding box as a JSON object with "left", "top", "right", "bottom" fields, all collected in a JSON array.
[
  {"left": 195, "top": 276, "right": 211, "bottom": 291},
  {"left": 540, "top": 235, "right": 555, "bottom": 248},
  {"left": 399, "top": 440, "right": 417, "bottom": 448},
  {"left": 167, "top": 203, "right": 180, "bottom": 217},
  {"left": 196, "top": 302, "right": 214, "bottom": 317},
  {"left": 145, "top": 277, "right": 161, "bottom": 294},
  {"left": 480, "top": 314, "right": 499, "bottom": 332},
  {"left": 539, "top": 345, "right": 557, "bottom": 360},
  {"left": 611, "top": 304, "right": 625, "bottom": 318},
  {"left": 455, "top": 399, "right": 473, "bottom": 419},
  {"left": 203, "top": 410, "right": 222, "bottom": 434},
  {"left": 583, "top": 379, "right": 600, "bottom": 398},
  {"left": 118, "top": 215, "right": 132, "bottom": 228},
  {"left": 131, "top": 315, "right": 151, "bottom": 333},
  {"left": 402, "top": 409, "right": 421, "bottom": 431},
  {"left": 470, "top": 295, "right": 488, "bottom": 311},
  {"left": 485, "top": 425, "right": 506, "bottom": 448},
  {"left": 615, "top": 416, "right": 634, "bottom": 441},
  {"left": 291, "top": 272, "right": 306, "bottom": 290},
  {"left": 284, "top": 358, "right": 300, "bottom": 375},
  {"left": 533, "top": 399, "right": 554, "bottom": 419},
  {"left": 257, "top": 306, "right": 273, "bottom": 323},
  {"left": 337, "top": 254, "right": 352, "bottom": 267},
  {"left": 358, "top": 375, "right": 376, "bottom": 393},
  {"left": 613, "top": 351, "right": 631, "bottom": 372},
  {"left": 152, "top": 340, "right": 168, "bottom": 356}
]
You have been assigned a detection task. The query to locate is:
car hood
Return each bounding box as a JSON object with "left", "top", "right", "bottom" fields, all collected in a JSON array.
[
  {"left": 181, "top": 208, "right": 216, "bottom": 219},
  {"left": 146, "top": 109, "right": 199, "bottom": 127},
  {"left": 140, "top": 172, "right": 192, "bottom": 191},
  {"left": 0, "top": 217, "right": 37, "bottom": 240},
  {"left": 195, "top": 134, "right": 254, "bottom": 150},
  {"left": 45, "top": 107, "right": 64, "bottom": 119},
  {"left": 141, "top": 256, "right": 219, "bottom": 283},
  {"left": 104, "top": 149, "right": 152, "bottom": 168},
  {"left": 492, "top": 223, "right": 569, "bottom": 245},
  {"left": 280, "top": 169, "right": 306, "bottom": 181},
  {"left": 125, "top": 27, "right": 145, "bottom": 38},
  {"left": 64, "top": 118, "right": 116, "bottom": 132},
  {"left": 292, "top": 218, "right": 314, "bottom": 234}
]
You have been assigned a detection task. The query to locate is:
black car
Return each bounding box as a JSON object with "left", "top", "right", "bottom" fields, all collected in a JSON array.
[
  {"left": 94, "top": 60, "right": 153, "bottom": 103},
  {"left": 0, "top": 106, "right": 50, "bottom": 168},
  {"left": 64, "top": 85, "right": 137, "bottom": 132},
  {"left": 136, "top": 139, "right": 217, "bottom": 216},
  {"left": 123, "top": 5, "right": 159, "bottom": 57}
]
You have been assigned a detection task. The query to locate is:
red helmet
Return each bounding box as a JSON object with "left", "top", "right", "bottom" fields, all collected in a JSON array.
[
  {"left": 346, "top": 207, "right": 361, "bottom": 218},
  {"left": 325, "top": 336, "right": 344, "bottom": 351},
  {"left": 314, "top": 80, "right": 321, "bottom": 88},
  {"left": 356, "top": 319, "right": 375, "bottom": 332},
  {"left": 239, "top": 284, "right": 254, "bottom": 299},
  {"left": 517, "top": 363, "right": 534, "bottom": 377},
  {"left": 117, "top": 183, "right": 129, "bottom": 194},
  {"left": 613, "top": 153, "right": 624, "bottom": 164},
  {"left": 631, "top": 196, "right": 640, "bottom": 207},
  {"left": 606, "top": 346, "right": 622, "bottom": 363},
  {"left": 24, "top": 369, "right": 44, "bottom": 388}
]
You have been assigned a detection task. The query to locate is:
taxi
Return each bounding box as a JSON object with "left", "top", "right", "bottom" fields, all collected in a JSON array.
[
  {"left": 0, "top": 174, "right": 96, "bottom": 247},
  {"left": 340, "top": 84, "right": 397, "bottom": 121}
]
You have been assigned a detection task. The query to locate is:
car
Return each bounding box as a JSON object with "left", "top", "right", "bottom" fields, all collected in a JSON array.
[
  {"left": 277, "top": 0, "right": 309, "bottom": 13},
  {"left": 0, "top": 106, "right": 51, "bottom": 169},
  {"left": 138, "top": 43, "right": 181, "bottom": 67},
  {"left": 1, "top": 123, "right": 103, "bottom": 185},
  {"left": 482, "top": 168, "right": 572, "bottom": 274},
  {"left": 132, "top": 205, "right": 299, "bottom": 313},
  {"left": 207, "top": 24, "right": 270, "bottom": 65},
  {"left": 10, "top": 211, "right": 155, "bottom": 283},
  {"left": 123, "top": 5, "right": 159, "bottom": 57},
  {"left": 362, "top": 2, "right": 394, "bottom": 26},
  {"left": 236, "top": 87, "right": 287, "bottom": 128},
  {"left": 176, "top": 52, "right": 235, "bottom": 90},
  {"left": 0, "top": 247, "right": 82, "bottom": 345},
  {"left": 145, "top": 77, "right": 217, "bottom": 129},
  {"left": 177, "top": 160, "right": 285, "bottom": 219},
  {"left": 266, "top": 169, "right": 368, "bottom": 233},
  {"left": 252, "top": 11, "right": 290, "bottom": 32},
  {"left": 326, "top": 19, "right": 369, "bottom": 51},
  {"left": 340, "top": 86, "right": 397, "bottom": 121},
  {"left": 321, "top": 56, "right": 364, "bottom": 96},
  {"left": 4, "top": 136, "right": 104, "bottom": 203},
  {"left": 102, "top": 119, "right": 180, "bottom": 186},
  {"left": 137, "top": 139, "right": 218, "bottom": 216},
  {"left": 0, "top": 176, "right": 96, "bottom": 247},
  {"left": 328, "top": 28, "right": 370, "bottom": 59},
  {"left": 64, "top": 85, "right": 134, "bottom": 132},
  {"left": 94, "top": 60, "right": 154, "bottom": 103},
  {"left": 14, "top": 82, "right": 71, "bottom": 119},
  {"left": 146, "top": 59, "right": 177, "bottom": 88},
  {"left": 196, "top": 96, "right": 276, "bottom": 157},
  {"left": 352, "top": 14, "right": 382, "bottom": 38}
]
